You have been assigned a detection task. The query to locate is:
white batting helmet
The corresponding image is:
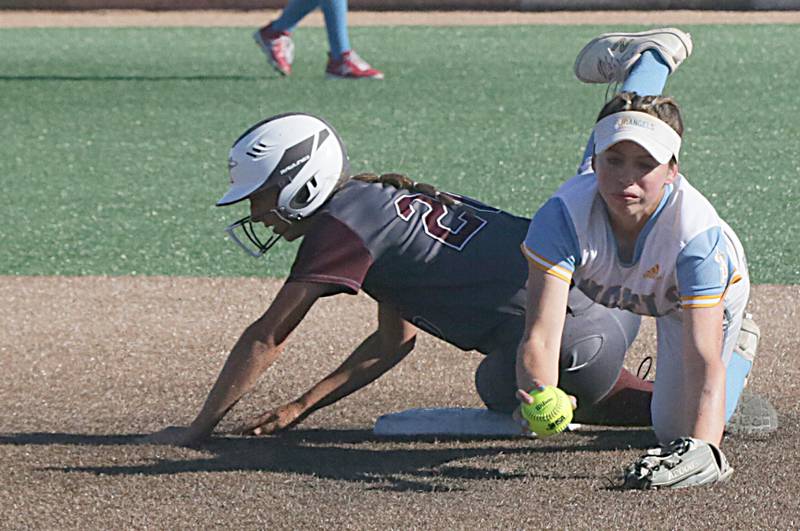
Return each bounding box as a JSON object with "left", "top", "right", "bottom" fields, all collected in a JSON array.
[{"left": 216, "top": 112, "right": 350, "bottom": 220}]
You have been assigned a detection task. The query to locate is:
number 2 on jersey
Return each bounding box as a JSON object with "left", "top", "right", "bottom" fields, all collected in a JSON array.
[{"left": 393, "top": 193, "right": 491, "bottom": 251}]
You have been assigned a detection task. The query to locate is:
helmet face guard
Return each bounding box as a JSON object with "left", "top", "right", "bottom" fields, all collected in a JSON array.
[
  {"left": 223, "top": 216, "right": 283, "bottom": 258},
  {"left": 216, "top": 112, "right": 349, "bottom": 259}
]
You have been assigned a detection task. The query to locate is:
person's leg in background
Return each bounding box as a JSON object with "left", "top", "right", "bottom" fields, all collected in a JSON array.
[
  {"left": 253, "top": 0, "right": 323, "bottom": 76},
  {"left": 322, "top": 0, "right": 384, "bottom": 80},
  {"left": 253, "top": 0, "right": 384, "bottom": 79}
]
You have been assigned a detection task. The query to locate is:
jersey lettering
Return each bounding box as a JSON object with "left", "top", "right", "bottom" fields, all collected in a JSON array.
[
  {"left": 576, "top": 277, "right": 681, "bottom": 317},
  {"left": 394, "top": 193, "right": 488, "bottom": 251}
]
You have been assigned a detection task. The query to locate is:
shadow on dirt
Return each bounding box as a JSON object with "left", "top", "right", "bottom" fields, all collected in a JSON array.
[{"left": 0, "top": 427, "right": 657, "bottom": 493}]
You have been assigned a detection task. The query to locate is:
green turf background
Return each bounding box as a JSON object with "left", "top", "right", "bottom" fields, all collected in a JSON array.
[{"left": 1, "top": 25, "right": 797, "bottom": 282}]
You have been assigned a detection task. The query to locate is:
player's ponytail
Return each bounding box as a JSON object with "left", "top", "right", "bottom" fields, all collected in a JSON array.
[
  {"left": 597, "top": 92, "right": 684, "bottom": 138},
  {"left": 353, "top": 173, "right": 456, "bottom": 206}
]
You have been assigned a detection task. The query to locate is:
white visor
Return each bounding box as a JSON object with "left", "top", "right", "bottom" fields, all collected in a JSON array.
[{"left": 593, "top": 111, "right": 681, "bottom": 164}]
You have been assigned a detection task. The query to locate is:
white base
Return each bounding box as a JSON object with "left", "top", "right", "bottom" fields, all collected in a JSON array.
[{"left": 373, "top": 407, "right": 582, "bottom": 438}]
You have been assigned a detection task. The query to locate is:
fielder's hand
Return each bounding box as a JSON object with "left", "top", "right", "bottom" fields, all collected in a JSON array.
[
  {"left": 512, "top": 384, "right": 578, "bottom": 436},
  {"left": 621, "top": 437, "right": 733, "bottom": 489},
  {"left": 236, "top": 401, "right": 305, "bottom": 436}
]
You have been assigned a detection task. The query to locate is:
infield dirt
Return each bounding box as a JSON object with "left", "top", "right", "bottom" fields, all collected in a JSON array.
[{"left": 2, "top": 277, "right": 799, "bottom": 528}]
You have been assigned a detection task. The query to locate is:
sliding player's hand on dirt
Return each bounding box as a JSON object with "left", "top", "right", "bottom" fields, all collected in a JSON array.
[{"left": 236, "top": 401, "right": 306, "bottom": 435}]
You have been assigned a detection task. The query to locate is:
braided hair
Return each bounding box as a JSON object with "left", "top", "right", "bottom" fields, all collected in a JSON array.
[{"left": 352, "top": 172, "right": 456, "bottom": 206}]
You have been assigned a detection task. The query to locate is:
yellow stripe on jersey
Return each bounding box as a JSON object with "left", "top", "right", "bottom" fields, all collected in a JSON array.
[
  {"left": 680, "top": 267, "right": 744, "bottom": 309},
  {"left": 681, "top": 294, "right": 722, "bottom": 301},
  {"left": 520, "top": 244, "right": 573, "bottom": 284},
  {"left": 683, "top": 301, "right": 723, "bottom": 308},
  {"left": 681, "top": 293, "right": 723, "bottom": 308}
]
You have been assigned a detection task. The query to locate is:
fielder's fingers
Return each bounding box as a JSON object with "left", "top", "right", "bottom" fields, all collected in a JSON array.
[
  {"left": 515, "top": 417, "right": 533, "bottom": 436},
  {"left": 511, "top": 406, "right": 528, "bottom": 429},
  {"left": 516, "top": 389, "right": 534, "bottom": 404}
]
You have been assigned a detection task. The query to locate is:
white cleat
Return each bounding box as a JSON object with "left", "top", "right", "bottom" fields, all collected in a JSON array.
[{"left": 574, "top": 27, "right": 693, "bottom": 84}]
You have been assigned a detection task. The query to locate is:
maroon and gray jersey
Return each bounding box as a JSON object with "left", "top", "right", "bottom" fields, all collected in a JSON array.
[{"left": 288, "top": 179, "right": 529, "bottom": 352}]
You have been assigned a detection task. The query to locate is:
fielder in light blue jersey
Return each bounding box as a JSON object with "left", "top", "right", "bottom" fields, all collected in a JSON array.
[{"left": 516, "top": 28, "right": 771, "bottom": 477}]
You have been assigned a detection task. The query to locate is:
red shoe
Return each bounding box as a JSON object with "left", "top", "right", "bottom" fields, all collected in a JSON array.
[
  {"left": 253, "top": 24, "right": 294, "bottom": 76},
  {"left": 325, "top": 50, "right": 384, "bottom": 80}
]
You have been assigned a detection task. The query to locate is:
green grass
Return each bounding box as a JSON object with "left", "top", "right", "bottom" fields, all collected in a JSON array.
[{"left": 1, "top": 25, "right": 798, "bottom": 282}]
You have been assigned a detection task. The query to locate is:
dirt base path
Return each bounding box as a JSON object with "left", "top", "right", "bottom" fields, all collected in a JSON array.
[{"left": 3, "top": 9, "right": 800, "bottom": 27}]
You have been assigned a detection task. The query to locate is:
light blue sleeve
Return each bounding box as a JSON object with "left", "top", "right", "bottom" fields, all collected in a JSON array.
[
  {"left": 522, "top": 197, "right": 581, "bottom": 278},
  {"left": 676, "top": 226, "right": 736, "bottom": 300}
]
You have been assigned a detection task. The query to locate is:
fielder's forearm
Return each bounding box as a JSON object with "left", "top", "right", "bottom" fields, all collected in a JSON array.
[
  {"left": 516, "top": 338, "right": 560, "bottom": 393},
  {"left": 296, "top": 332, "right": 416, "bottom": 415},
  {"left": 681, "top": 305, "right": 726, "bottom": 445},
  {"left": 685, "top": 359, "right": 726, "bottom": 445},
  {"left": 516, "top": 266, "right": 568, "bottom": 393},
  {"left": 189, "top": 326, "right": 284, "bottom": 436}
]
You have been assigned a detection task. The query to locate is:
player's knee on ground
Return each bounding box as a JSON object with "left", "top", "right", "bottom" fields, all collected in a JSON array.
[{"left": 475, "top": 290, "right": 641, "bottom": 414}]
